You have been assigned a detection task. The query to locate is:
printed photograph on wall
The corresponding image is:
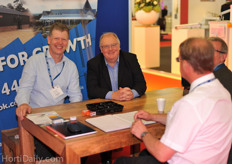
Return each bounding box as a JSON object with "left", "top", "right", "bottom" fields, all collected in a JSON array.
[{"left": 0, "top": 0, "right": 97, "bottom": 49}]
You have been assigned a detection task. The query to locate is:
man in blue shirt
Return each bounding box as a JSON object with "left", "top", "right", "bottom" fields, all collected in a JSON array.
[
  {"left": 15, "top": 22, "right": 82, "bottom": 160},
  {"left": 16, "top": 22, "right": 82, "bottom": 120}
]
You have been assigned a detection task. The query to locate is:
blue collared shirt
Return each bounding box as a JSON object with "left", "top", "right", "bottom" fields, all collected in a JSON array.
[
  {"left": 15, "top": 51, "right": 82, "bottom": 108},
  {"left": 105, "top": 57, "right": 139, "bottom": 99},
  {"left": 214, "top": 63, "right": 225, "bottom": 71}
]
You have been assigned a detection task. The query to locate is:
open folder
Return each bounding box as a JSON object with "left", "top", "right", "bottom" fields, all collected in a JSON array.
[{"left": 86, "top": 111, "right": 156, "bottom": 132}]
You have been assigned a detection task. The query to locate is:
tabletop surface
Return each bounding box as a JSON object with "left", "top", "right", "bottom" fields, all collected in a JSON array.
[{"left": 20, "top": 87, "right": 183, "bottom": 163}]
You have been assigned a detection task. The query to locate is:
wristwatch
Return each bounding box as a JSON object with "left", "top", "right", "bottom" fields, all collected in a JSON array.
[{"left": 140, "top": 131, "right": 149, "bottom": 139}]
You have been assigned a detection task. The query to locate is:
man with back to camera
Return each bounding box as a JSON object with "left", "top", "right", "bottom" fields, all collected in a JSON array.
[
  {"left": 15, "top": 22, "right": 82, "bottom": 160},
  {"left": 87, "top": 32, "right": 147, "bottom": 164},
  {"left": 181, "top": 37, "right": 232, "bottom": 98},
  {"left": 114, "top": 37, "right": 232, "bottom": 164},
  {"left": 181, "top": 37, "right": 232, "bottom": 163}
]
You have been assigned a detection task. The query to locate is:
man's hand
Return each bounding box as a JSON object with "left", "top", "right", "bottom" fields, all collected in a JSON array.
[
  {"left": 131, "top": 119, "right": 148, "bottom": 139},
  {"left": 134, "top": 110, "right": 153, "bottom": 121},
  {"left": 119, "top": 87, "right": 133, "bottom": 101},
  {"left": 135, "top": 110, "right": 167, "bottom": 125},
  {"left": 16, "top": 104, "right": 32, "bottom": 121},
  {"left": 112, "top": 87, "right": 134, "bottom": 101}
]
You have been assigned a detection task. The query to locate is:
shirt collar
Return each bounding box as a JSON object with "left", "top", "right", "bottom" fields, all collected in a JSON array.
[
  {"left": 104, "top": 55, "right": 120, "bottom": 66},
  {"left": 214, "top": 63, "right": 225, "bottom": 71},
  {"left": 47, "top": 50, "right": 65, "bottom": 64},
  {"left": 189, "top": 73, "right": 215, "bottom": 92}
]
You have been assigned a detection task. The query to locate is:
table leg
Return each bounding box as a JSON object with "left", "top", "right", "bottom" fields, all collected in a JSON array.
[
  {"left": 18, "top": 119, "right": 35, "bottom": 164},
  {"left": 65, "top": 146, "right": 80, "bottom": 164},
  {"left": 130, "top": 144, "right": 140, "bottom": 157},
  {"left": 2, "top": 141, "right": 12, "bottom": 164}
]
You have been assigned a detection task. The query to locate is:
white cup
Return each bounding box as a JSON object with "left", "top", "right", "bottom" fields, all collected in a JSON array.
[{"left": 156, "top": 98, "right": 166, "bottom": 113}]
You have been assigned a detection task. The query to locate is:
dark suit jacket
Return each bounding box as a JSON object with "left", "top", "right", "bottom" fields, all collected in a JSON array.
[
  {"left": 87, "top": 50, "right": 147, "bottom": 99},
  {"left": 221, "top": 2, "right": 232, "bottom": 20},
  {"left": 213, "top": 65, "right": 232, "bottom": 98}
]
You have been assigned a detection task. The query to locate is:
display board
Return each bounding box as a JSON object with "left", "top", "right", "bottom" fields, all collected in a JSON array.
[{"left": 0, "top": 0, "right": 98, "bottom": 163}]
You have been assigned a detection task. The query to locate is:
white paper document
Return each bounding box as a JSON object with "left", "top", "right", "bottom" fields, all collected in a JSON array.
[
  {"left": 86, "top": 111, "right": 156, "bottom": 132},
  {"left": 26, "top": 111, "right": 60, "bottom": 125}
]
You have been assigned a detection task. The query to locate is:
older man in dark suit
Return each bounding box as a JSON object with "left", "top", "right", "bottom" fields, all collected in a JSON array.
[
  {"left": 208, "top": 37, "right": 232, "bottom": 97},
  {"left": 87, "top": 32, "right": 146, "bottom": 101},
  {"left": 87, "top": 32, "right": 146, "bottom": 164},
  {"left": 208, "top": 37, "right": 232, "bottom": 164}
]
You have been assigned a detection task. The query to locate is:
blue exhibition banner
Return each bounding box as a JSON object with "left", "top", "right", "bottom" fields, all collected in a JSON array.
[{"left": 0, "top": 0, "right": 97, "bottom": 162}]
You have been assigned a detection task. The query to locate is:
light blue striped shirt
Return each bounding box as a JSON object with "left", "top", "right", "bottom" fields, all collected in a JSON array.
[{"left": 105, "top": 57, "right": 139, "bottom": 99}]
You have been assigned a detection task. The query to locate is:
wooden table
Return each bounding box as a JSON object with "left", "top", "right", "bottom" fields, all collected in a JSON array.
[
  {"left": 1, "top": 128, "right": 20, "bottom": 164},
  {"left": 18, "top": 87, "right": 183, "bottom": 164}
]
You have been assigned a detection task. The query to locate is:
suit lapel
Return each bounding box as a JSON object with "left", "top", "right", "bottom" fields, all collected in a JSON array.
[
  {"left": 101, "top": 56, "right": 112, "bottom": 89},
  {"left": 118, "top": 52, "right": 125, "bottom": 86}
]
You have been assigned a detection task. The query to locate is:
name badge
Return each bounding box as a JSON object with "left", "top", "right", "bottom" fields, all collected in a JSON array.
[{"left": 50, "top": 85, "right": 64, "bottom": 99}]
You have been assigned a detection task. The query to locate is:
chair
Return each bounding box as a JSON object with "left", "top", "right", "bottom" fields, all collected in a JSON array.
[{"left": 227, "top": 145, "right": 232, "bottom": 164}]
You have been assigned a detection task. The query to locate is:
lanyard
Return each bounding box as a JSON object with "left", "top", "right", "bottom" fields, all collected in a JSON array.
[
  {"left": 214, "top": 63, "right": 225, "bottom": 71},
  {"left": 191, "top": 78, "right": 216, "bottom": 92},
  {"left": 45, "top": 53, "right": 65, "bottom": 88}
]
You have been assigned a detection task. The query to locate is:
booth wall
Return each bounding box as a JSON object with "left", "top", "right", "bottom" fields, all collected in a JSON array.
[
  {"left": 188, "top": 0, "right": 225, "bottom": 24},
  {"left": 96, "top": 0, "right": 129, "bottom": 54}
]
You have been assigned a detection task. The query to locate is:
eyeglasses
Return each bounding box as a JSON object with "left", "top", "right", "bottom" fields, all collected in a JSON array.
[
  {"left": 101, "top": 43, "right": 118, "bottom": 50},
  {"left": 215, "top": 50, "right": 226, "bottom": 54},
  {"left": 176, "top": 57, "right": 180, "bottom": 62}
]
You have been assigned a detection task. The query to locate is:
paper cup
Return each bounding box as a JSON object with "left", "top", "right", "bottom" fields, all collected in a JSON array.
[{"left": 156, "top": 98, "right": 166, "bottom": 113}]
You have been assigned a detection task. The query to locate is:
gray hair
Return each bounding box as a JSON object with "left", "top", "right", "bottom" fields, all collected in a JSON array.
[
  {"left": 99, "top": 32, "right": 120, "bottom": 47},
  {"left": 207, "top": 37, "right": 228, "bottom": 54}
]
